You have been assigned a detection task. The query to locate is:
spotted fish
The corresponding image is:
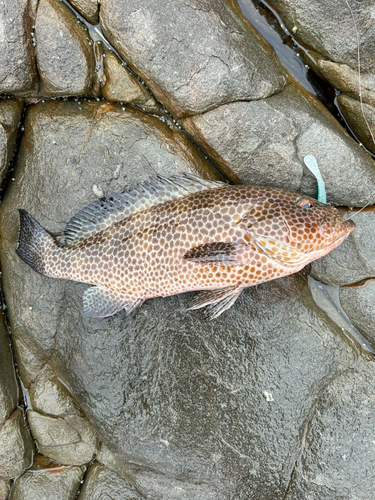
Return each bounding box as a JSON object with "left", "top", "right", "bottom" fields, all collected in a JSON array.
[{"left": 16, "top": 174, "right": 354, "bottom": 319}]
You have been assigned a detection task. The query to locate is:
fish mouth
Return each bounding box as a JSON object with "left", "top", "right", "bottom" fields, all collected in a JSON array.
[{"left": 321, "top": 210, "right": 355, "bottom": 237}]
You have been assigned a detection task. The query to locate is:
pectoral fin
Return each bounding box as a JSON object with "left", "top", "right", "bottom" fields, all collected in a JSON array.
[
  {"left": 188, "top": 286, "right": 243, "bottom": 320},
  {"left": 183, "top": 242, "right": 246, "bottom": 266},
  {"left": 83, "top": 286, "right": 143, "bottom": 318}
]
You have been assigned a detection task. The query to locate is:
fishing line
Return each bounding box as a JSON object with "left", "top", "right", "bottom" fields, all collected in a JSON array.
[{"left": 344, "top": 0, "right": 375, "bottom": 149}]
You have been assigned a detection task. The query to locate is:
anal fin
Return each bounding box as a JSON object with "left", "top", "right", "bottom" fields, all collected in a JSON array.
[
  {"left": 188, "top": 286, "right": 242, "bottom": 320},
  {"left": 83, "top": 286, "right": 143, "bottom": 318},
  {"left": 183, "top": 242, "right": 246, "bottom": 266}
]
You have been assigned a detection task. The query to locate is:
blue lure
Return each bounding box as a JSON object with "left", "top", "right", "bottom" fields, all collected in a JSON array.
[{"left": 303, "top": 155, "right": 327, "bottom": 204}]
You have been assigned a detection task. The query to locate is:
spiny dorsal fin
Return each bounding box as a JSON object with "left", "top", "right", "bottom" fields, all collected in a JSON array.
[{"left": 64, "top": 174, "right": 225, "bottom": 245}]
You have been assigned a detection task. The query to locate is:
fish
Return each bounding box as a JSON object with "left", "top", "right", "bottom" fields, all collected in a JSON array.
[{"left": 16, "top": 174, "right": 355, "bottom": 319}]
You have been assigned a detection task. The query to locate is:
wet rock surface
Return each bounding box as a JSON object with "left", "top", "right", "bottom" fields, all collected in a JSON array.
[
  {"left": 78, "top": 462, "right": 146, "bottom": 499},
  {"left": 311, "top": 212, "right": 375, "bottom": 286},
  {"left": 285, "top": 360, "right": 375, "bottom": 500},
  {"left": 100, "top": 0, "right": 286, "bottom": 117},
  {"left": 0, "top": 408, "right": 34, "bottom": 480},
  {"left": 1, "top": 0, "right": 375, "bottom": 498},
  {"left": 0, "top": 480, "right": 10, "bottom": 500},
  {"left": 101, "top": 52, "right": 158, "bottom": 111},
  {"left": 68, "top": 0, "right": 99, "bottom": 25},
  {"left": 0, "top": 98, "right": 23, "bottom": 184},
  {"left": 271, "top": 0, "right": 375, "bottom": 162},
  {"left": 340, "top": 281, "right": 375, "bottom": 351},
  {"left": 271, "top": 0, "right": 375, "bottom": 72},
  {"left": 337, "top": 94, "right": 375, "bottom": 155},
  {"left": 35, "top": 0, "right": 96, "bottom": 96},
  {"left": 10, "top": 455, "right": 84, "bottom": 500},
  {"left": 183, "top": 84, "right": 375, "bottom": 205},
  {"left": 0, "top": 0, "right": 37, "bottom": 95}
]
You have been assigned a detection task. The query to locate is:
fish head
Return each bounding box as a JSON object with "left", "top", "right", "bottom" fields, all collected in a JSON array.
[{"left": 246, "top": 189, "right": 355, "bottom": 266}]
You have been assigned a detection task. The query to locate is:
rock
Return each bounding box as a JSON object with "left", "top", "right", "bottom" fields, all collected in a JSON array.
[
  {"left": 302, "top": 48, "right": 375, "bottom": 108},
  {"left": 35, "top": 0, "right": 96, "bottom": 96},
  {"left": 0, "top": 314, "right": 19, "bottom": 426},
  {"left": 271, "top": 0, "right": 375, "bottom": 73},
  {"left": 311, "top": 212, "right": 375, "bottom": 286},
  {"left": 10, "top": 455, "right": 84, "bottom": 500},
  {"left": 337, "top": 94, "right": 375, "bottom": 155},
  {"left": 0, "top": 0, "right": 37, "bottom": 95},
  {"left": 0, "top": 99, "right": 220, "bottom": 385},
  {"left": 0, "top": 408, "right": 34, "bottom": 480},
  {"left": 78, "top": 462, "right": 145, "bottom": 499},
  {"left": 285, "top": 361, "right": 375, "bottom": 499},
  {"left": 68, "top": 0, "right": 99, "bottom": 25},
  {"left": 182, "top": 84, "right": 375, "bottom": 206},
  {"left": 27, "top": 365, "right": 98, "bottom": 465},
  {"left": 45, "top": 274, "right": 366, "bottom": 499},
  {"left": 0, "top": 480, "right": 10, "bottom": 500},
  {"left": 100, "top": 0, "right": 286, "bottom": 117},
  {"left": 340, "top": 281, "right": 375, "bottom": 351},
  {"left": 0, "top": 98, "right": 23, "bottom": 185},
  {"left": 101, "top": 52, "right": 159, "bottom": 112},
  {"left": 27, "top": 411, "right": 97, "bottom": 465}
]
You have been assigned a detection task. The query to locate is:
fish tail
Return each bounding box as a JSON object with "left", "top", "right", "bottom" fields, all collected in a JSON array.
[{"left": 16, "top": 209, "right": 57, "bottom": 276}]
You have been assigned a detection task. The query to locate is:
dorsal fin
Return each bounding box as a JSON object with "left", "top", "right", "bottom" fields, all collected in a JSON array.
[{"left": 64, "top": 174, "right": 225, "bottom": 245}]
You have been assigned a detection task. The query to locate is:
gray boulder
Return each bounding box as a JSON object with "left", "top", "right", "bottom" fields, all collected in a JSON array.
[
  {"left": 0, "top": 480, "right": 10, "bottom": 500},
  {"left": 78, "top": 462, "right": 145, "bottom": 499},
  {"left": 311, "top": 212, "right": 375, "bottom": 286},
  {"left": 0, "top": 408, "right": 34, "bottom": 481},
  {"left": 182, "top": 85, "right": 375, "bottom": 206},
  {"left": 101, "top": 52, "right": 159, "bottom": 112},
  {"left": 340, "top": 281, "right": 375, "bottom": 351},
  {"left": 10, "top": 458, "right": 84, "bottom": 500},
  {"left": 0, "top": 0, "right": 37, "bottom": 95},
  {"left": 0, "top": 99, "right": 24, "bottom": 185},
  {"left": 285, "top": 361, "right": 375, "bottom": 499},
  {"left": 35, "top": 0, "right": 96, "bottom": 96},
  {"left": 271, "top": 0, "right": 375, "bottom": 73},
  {"left": 337, "top": 94, "right": 375, "bottom": 155},
  {"left": 100, "top": 0, "right": 286, "bottom": 117},
  {"left": 68, "top": 0, "right": 99, "bottom": 25}
]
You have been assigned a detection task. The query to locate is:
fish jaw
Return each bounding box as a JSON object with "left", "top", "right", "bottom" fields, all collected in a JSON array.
[{"left": 307, "top": 219, "right": 355, "bottom": 262}]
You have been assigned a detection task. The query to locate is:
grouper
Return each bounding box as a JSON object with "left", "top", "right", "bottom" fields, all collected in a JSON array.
[{"left": 16, "top": 174, "right": 355, "bottom": 319}]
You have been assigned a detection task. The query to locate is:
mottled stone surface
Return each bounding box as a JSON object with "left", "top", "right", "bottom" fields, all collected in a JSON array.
[
  {"left": 68, "top": 0, "right": 99, "bottom": 25},
  {"left": 311, "top": 212, "right": 375, "bottom": 286},
  {"left": 0, "top": 408, "right": 34, "bottom": 480},
  {"left": 0, "top": 480, "right": 10, "bottom": 500},
  {"left": 0, "top": 315, "right": 18, "bottom": 426},
  {"left": 28, "top": 411, "right": 97, "bottom": 465},
  {"left": 337, "top": 94, "right": 375, "bottom": 155},
  {"left": 271, "top": 0, "right": 375, "bottom": 73},
  {"left": 182, "top": 84, "right": 375, "bottom": 206},
  {"left": 78, "top": 462, "right": 145, "bottom": 499},
  {"left": 102, "top": 52, "right": 157, "bottom": 111},
  {"left": 0, "top": 0, "right": 37, "bottom": 94},
  {"left": 35, "top": 0, "right": 96, "bottom": 96},
  {"left": 100, "top": 0, "right": 286, "bottom": 117},
  {"left": 10, "top": 457, "right": 84, "bottom": 500},
  {"left": 340, "top": 281, "right": 375, "bottom": 351},
  {"left": 0, "top": 98, "right": 23, "bottom": 184},
  {"left": 285, "top": 360, "right": 375, "bottom": 500}
]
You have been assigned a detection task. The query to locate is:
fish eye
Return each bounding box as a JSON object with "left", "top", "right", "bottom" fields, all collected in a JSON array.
[{"left": 299, "top": 200, "right": 314, "bottom": 209}]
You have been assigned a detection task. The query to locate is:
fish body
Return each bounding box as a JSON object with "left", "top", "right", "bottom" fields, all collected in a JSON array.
[{"left": 16, "top": 175, "right": 354, "bottom": 318}]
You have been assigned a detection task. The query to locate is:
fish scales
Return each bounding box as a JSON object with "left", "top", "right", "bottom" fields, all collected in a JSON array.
[{"left": 16, "top": 175, "right": 355, "bottom": 319}]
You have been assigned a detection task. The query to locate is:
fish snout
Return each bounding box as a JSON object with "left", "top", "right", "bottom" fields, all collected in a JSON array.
[{"left": 320, "top": 209, "right": 353, "bottom": 237}]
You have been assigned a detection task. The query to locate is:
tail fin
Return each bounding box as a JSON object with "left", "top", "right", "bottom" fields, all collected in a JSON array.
[{"left": 16, "top": 209, "right": 55, "bottom": 275}]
